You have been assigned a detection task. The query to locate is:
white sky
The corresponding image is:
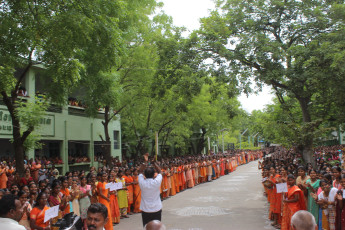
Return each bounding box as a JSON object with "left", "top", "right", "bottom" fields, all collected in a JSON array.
[{"left": 159, "top": 0, "right": 275, "bottom": 113}]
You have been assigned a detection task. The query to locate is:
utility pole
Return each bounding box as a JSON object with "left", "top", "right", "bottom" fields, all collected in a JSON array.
[{"left": 239, "top": 128, "right": 248, "bottom": 150}]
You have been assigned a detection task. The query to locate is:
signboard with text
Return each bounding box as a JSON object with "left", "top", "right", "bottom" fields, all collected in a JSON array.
[{"left": 0, "top": 109, "right": 55, "bottom": 136}]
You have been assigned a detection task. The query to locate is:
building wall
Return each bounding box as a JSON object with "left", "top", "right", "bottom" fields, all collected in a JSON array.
[{"left": 0, "top": 65, "right": 121, "bottom": 174}]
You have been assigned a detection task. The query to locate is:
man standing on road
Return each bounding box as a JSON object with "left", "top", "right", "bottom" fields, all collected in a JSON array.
[
  {"left": 138, "top": 154, "right": 163, "bottom": 226},
  {"left": 0, "top": 194, "right": 25, "bottom": 230}
]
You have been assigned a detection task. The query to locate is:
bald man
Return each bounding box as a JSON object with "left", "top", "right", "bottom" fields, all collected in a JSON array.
[
  {"left": 144, "top": 220, "right": 166, "bottom": 230},
  {"left": 291, "top": 210, "right": 317, "bottom": 230}
]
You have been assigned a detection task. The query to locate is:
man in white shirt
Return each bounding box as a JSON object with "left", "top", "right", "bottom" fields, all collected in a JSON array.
[
  {"left": 138, "top": 157, "right": 163, "bottom": 227},
  {"left": 0, "top": 194, "right": 25, "bottom": 230}
]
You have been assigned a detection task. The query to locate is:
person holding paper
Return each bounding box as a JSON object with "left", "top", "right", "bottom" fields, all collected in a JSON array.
[
  {"left": 96, "top": 172, "right": 112, "bottom": 230},
  {"left": 48, "top": 182, "right": 66, "bottom": 230},
  {"left": 30, "top": 192, "right": 50, "bottom": 230},
  {"left": 305, "top": 169, "right": 320, "bottom": 224},
  {"left": 108, "top": 173, "right": 120, "bottom": 224},
  {"left": 115, "top": 170, "right": 128, "bottom": 218},
  {"left": 281, "top": 175, "right": 306, "bottom": 230}
]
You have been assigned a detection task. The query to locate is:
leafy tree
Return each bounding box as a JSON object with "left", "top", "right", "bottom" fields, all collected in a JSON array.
[
  {"left": 199, "top": 0, "right": 345, "bottom": 165},
  {"left": 81, "top": 0, "right": 159, "bottom": 165},
  {"left": 0, "top": 0, "right": 132, "bottom": 174}
]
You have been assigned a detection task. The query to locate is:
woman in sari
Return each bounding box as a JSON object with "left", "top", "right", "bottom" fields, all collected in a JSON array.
[
  {"left": 335, "top": 174, "right": 345, "bottom": 230},
  {"left": 90, "top": 174, "right": 98, "bottom": 204},
  {"left": 18, "top": 190, "right": 32, "bottom": 230},
  {"left": 317, "top": 179, "right": 338, "bottom": 230},
  {"left": 48, "top": 182, "right": 67, "bottom": 230},
  {"left": 170, "top": 165, "right": 176, "bottom": 196},
  {"left": 108, "top": 173, "right": 120, "bottom": 224},
  {"left": 79, "top": 176, "right": 91, "bottom": 223},
  {"left": 268, "top": 166, "right": 281, "bottom": 228},
  {"left": 296, "top": 166, "right": 310, "bottom": 208},
  {"left": 30, "top": 192, "right": 50, "bottom": 230},
  {"left": 97, "top": 172, "right": 113, "bottom": 230},
  {"left": 306, "top": 169, "right": 320, "bottom": 224},
  {"left": 70, "top": 179, "right": 80, "bottom": 216},
  {"left": 332, "top": 166, "right": 342, "bottom": 190},
  {"left": 123, "top": 169, "right": 134, "bottom": 214},
  {"left": 59, "top": 177, "right": 71, "bottom": 215},
  {"left": 116, "top": 170, "right": 128, "bottom": 218},
  {"left": 281, "top": 174, "right": 306, "bottom": 230},
  {"left": 132, "top": 169, "right": 141, "bottom": 213}
]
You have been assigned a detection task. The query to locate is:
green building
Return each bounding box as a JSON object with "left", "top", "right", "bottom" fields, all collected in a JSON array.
[{"left": 0, "top": 65, "right": 121, "bottom": 174}]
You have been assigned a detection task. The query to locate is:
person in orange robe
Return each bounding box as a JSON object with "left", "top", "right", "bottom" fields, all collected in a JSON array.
[
  {"left": 108, "top": 173, "right": 120, "bottom": 224},
  {"left": 30, "top": 192, "right": 50, "bottom": 230},
  {"left": 181, "top": 165, "right": 186, "bottom": 190},
  {"left": 161, "top": 168, "right": 169, "bottom": 198},
  {"left": 31, "top": 161, "right": 41, "bottom": 183},
  {"left": 0, "top": 164, "right": 8, "bottom": 189},
  {"left": 175, "top": 166, "right": 180, "bottom": 193},
  {"left": 60, "top": 177, "right": 71, "bottom": 215},
  {"left": 132, "top": 170, "right": 141, "bottom": 213},
  {"left": 170, "top": 166, "right": 176, "bottom": 196},
  {"left": 281, "top": 174, "right": 306, "bottom": 230},
  {"left": 97, "top": 172, "right": 113, "bottom": 230},
  {"left": 268, "top": 166, "right": 282, "bottom": 228},
  {"left": 123, "top": 169, "right": 134, "bottom": 214}
]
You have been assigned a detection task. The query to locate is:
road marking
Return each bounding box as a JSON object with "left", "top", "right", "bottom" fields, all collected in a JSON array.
[
  {"left": 191, "top": 196, "right": 228, "bottom": 203},
  {"left": 171, "top": 206, "right": 231, "bottom": 217}
]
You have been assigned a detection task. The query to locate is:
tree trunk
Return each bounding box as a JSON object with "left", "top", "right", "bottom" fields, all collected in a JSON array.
[
  {"left": 1, "top": 92, "right": 26, "bottom": 176},
  {"left": 196, "top": 128, "right": 206, "bottom": 155},
  {"left": 102, "top": 106, "right": 113, "bottom": 168},
  {"left": 296, "top": 96, "right": 316, "bottom": 168},
  {"left": 13, "top": 120, "right": 25, "bottom": 176}
]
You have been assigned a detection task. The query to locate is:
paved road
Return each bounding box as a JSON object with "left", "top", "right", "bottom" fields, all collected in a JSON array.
[{"left": 116, "top": 161, "right": 274, "bottom": 230}]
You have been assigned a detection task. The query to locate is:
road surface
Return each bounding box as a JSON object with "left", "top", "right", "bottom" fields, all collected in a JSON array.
[{"left": 116, "top": 161, "right": 274, "bottom": 230}]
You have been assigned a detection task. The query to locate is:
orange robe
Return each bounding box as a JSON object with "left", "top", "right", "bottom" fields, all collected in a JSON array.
[
  {"left": 170, "top": 169, "right": 176, "bottom": 196},
  {"left": 281, "top": 185, "right": 306, "bottom": 230},
  {"left": 0, "top": 168, "right": 8, "bottom": 189},
  {"left": 97, "top": 182, "right": 113, "bottom": 230},
  {"left": 271, "top": 175, "right": 282, "bottom": 214},
  {"left": 161, "top": 170, "right": 168, "bottom": 198},
  {"left": 123, "top": 175, "right": 133, "bottom": 213},
  {"left": 60, "top": 188, "right": 71, "bottom": 214},
  {"left": 31, "top": 163, "right": 41, "bottom": 182},
  {"left": 132, "top": 176, "right": 141, "bottom": 213},
  {"left": 109, "top": 191, "right": 120, "bottom": 223},
  {"left": 174, "top": 168, "right": 180, "bottom": 193},
  {"left": 30, "top": 206, "right": 50, "bottom": 229}
]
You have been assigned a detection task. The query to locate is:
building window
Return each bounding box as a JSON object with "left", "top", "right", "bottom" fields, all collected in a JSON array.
[{"left": 113, "top": 131, "right": 120, "bottom": 149}]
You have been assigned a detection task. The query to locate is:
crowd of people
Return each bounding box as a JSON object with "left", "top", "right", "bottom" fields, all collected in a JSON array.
[
  {"left": 0, "top": 150, "right": 262, "bottom": 230},
  {"left": 260, "top": 145, "right": 345, "bottom": 230}
]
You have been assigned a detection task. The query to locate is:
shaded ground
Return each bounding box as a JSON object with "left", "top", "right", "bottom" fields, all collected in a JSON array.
[{"left": 116, "top": 161, "right": 274, "bottom": 230}]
